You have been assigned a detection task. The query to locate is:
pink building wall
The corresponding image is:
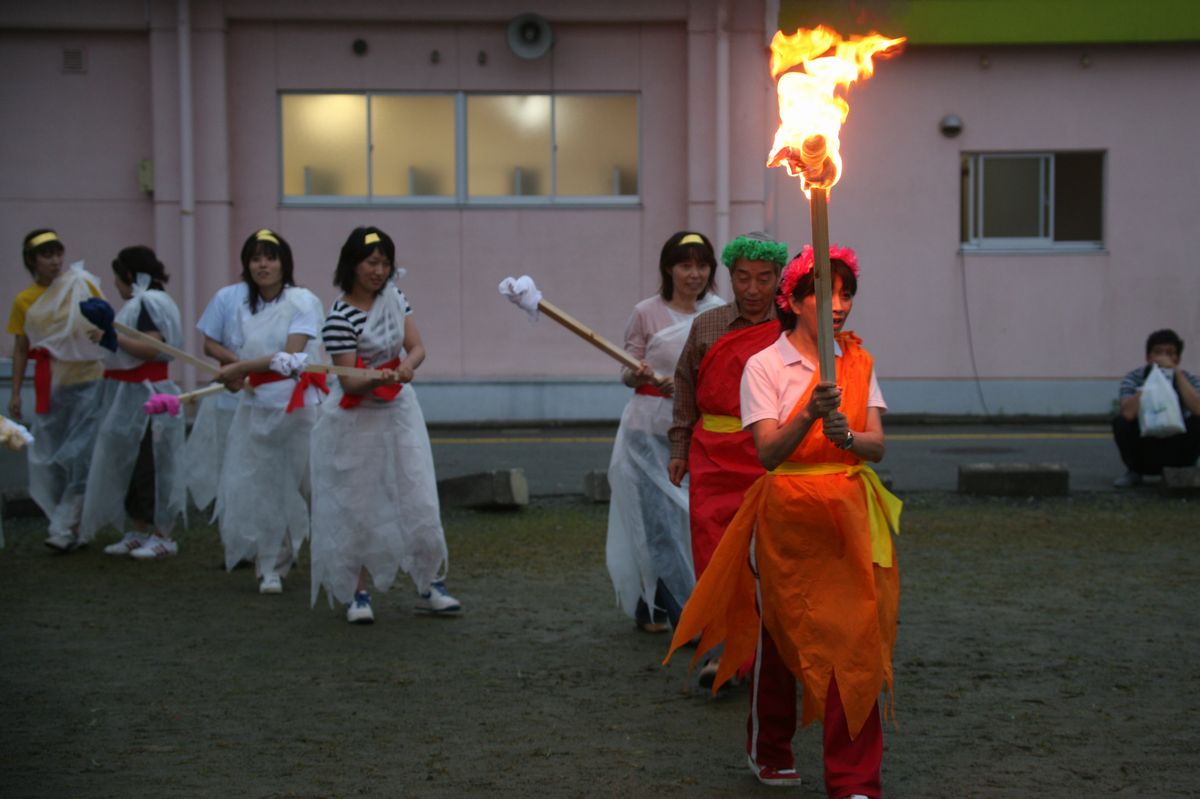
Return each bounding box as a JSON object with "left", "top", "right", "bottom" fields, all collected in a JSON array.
[
  {"left": 768, "top": 44, "right": 1200, "bottom": 414},
  {"left": 4, "top": 1, "right": 1197, "bottom": 419}
]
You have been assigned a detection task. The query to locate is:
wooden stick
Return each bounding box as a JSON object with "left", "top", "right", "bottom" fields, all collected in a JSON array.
[
  {"left": 113, "top": 322, "right": 220, "bottom": 376},
  {"left": 177, "top": 383, "right": 228, "bottom": 403},
  {"left": 536, "top": 299, "right": 666, "bottom": 382},
  {"left": 301, "top": 363, "right": 392, "bottom": 380},
  {"left": 809, "top": 188, "right": 837, "bottom": 382}
]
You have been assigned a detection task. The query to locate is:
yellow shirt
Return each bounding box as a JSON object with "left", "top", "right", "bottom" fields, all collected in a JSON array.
[
  {"left": 7, "top": 280, "right": 102, "bottom": 335},
  {"left": 8, "top": 280, "right": 105, "bottom": 386}
]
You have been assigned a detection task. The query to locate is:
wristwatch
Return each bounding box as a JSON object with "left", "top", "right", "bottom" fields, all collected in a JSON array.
[{"left": 838, "top": 430, "right": 855, "bottom": 450}]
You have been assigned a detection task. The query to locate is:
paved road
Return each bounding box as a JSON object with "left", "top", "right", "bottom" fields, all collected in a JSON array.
[
  {"left": 429, "top": 421, "right": 1124, "bottom": 496},
  {"left": 0, "top": 421, "right": 1126, "bottom": 507}
]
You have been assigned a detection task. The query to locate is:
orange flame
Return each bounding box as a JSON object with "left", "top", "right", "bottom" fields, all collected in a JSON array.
[{"left": 767, "top": 26, "right": 905, "bottom": 196}]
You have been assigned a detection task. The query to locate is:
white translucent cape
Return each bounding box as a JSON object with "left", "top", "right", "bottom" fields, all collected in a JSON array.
[
  {"left": 310, "top": 283, "right": 448, "bottom": 606},
  {"left": 23, "top": 262, "right": 108, "bottom": 537},
  {"left": 182, "top": 394, "right": 235, "bottom": 512},
  {"left": 80, "top": 279, "right": 187, "bottom": 540},
  {"left": 215, "top": 287, "right": 323, "bottom": 575},
  {"left": 605, "top": 294, "right": 724, "bottom": 620}
]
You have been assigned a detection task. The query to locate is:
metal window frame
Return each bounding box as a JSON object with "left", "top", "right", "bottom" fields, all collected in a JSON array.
[
  {"left": 280, "top": 90, "right": 642, "bottom": 209},
  {"left": 962, "top": 150, "right": 1104, "bottom": 252}
]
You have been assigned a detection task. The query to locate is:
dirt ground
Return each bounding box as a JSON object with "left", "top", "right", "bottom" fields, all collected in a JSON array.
[{"left": 1, "top": 492, "right": 1197, "bottom": 799}]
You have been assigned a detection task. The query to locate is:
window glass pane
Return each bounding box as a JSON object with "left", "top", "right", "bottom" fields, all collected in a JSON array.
[
  {"left": 981, "top": 156, "right": 1042, "bottom": 238},
  {"left": 281, "top": 94, "right": 367, "bottom": 197},
  {"left": 1054, "top": 152, "right": 1103, "bottom": 242},
  {"left": 371, "top": 96, "right": 456, "bottom": 197},
  {"left": 555, "top": 95, "right": 639, "bottom": 196},
  {"left": 467, "top": 95, "right": 550, "bottom": 196},
  {"left": 960, "top": 154, "right": 971, "bottom": 243}
]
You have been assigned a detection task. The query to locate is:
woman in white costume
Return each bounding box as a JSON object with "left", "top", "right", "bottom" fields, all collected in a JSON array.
[
  {"left": 81, "top": 246, "right": 186, "bottom": 558},
  {"left": 310, "top": 226, "right": 460, "bottom": 624},
  {"left": 606, "top": 231, "right": 724, "bottom": 632},
  {"left": 6, "top": 229, "right": 107, "bottom": 551},
  {"left": 212, "top": 229, "right": 326, "bottom": 594},
  {"left": 184, "top": 278, "right": 249, "bottom": 513}
]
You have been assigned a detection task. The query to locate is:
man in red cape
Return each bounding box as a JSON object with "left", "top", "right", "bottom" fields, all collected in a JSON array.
[{"left": 668, "top": 231, "right": 787, "bottom": 684}]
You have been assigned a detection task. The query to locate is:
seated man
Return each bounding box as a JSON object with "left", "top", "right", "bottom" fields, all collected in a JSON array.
[{"left": 1112, "top": 328, "right": 1200, "bottom": 486}]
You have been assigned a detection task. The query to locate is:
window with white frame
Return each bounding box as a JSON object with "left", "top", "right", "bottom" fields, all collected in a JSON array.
[
  {"left": 280, "top": 92, "right": 639, "bottom": 205},
  {"left": 960, "top": 151, "right": 1104, "bottom": 250}
]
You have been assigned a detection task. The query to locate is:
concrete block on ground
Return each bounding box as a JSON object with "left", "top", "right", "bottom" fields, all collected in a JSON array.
[
  {"left": 958, "top": 462, "right": 1069, "bottom": 497},
  {"left": 583, "top": 470, "right": 611, "bottom": 503},
  {"left": 437, "top": 469, "right": 528, "bottom": 509},
  {"left": 1162, "top": 466, "right": 1200, "bottom": 494}
]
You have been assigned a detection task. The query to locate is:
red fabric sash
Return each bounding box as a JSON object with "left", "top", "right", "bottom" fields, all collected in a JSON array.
[
  {"left": 688, "top": 321, "right": 778, "bottom": 578},
  {"left": 29, "top": 347, "right": 53, "bottom": 414},
  {"left": 634, "top": 384, "right": 668, "bottom": 398},
  {"left": 104, "top": 361, "right": 169, "bottom": 383},
  {"left": 247, "top": 369, "right": 329, "bottom": 413},
  {"left": 287, "top": 372, "right": 328, "bottom": 413},
  {"left": 339, "top": 357, "right": 402, "bottom": 409}
]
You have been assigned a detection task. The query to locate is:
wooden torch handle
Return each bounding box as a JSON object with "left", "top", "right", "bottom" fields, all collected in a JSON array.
[
  {"left": 112, "top": 322, "right": 221, "bottom": 376},
  {"left": 536, "top": 299, "right": 666, "bottom": 383},
  {"left": 301, "top": 363, "right": 392, "bottom": 380},
  {"left": 177, "top": 383, "right": 229, "bottom": 403},
  {"left": 809, "top": 188, "right": 837, "bottom": 383}
]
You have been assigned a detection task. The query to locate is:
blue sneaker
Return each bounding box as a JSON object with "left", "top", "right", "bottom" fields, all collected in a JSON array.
[
  {"left": 346, "top": 591, "right": 374, "bottom": 624},
  {"left": 415, "top": 580, "right": 462, "bottom": 615}
]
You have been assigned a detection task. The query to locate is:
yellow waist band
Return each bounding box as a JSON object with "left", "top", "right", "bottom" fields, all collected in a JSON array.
[
  {"left": 769, "top": 461, "right": 902, "bottom": 568},
  {"left": 700, "top": 413, "right": 742, "bottom": 433}
]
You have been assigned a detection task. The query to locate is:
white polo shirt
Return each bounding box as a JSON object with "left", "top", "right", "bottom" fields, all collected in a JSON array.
[{"left": 741, "top": 331, "right": 886, "bottom": 427}]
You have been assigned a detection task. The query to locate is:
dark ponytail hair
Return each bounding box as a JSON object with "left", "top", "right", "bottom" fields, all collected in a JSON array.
[{"left": 112, "top": 245, "right": 169, "bottom": 291}]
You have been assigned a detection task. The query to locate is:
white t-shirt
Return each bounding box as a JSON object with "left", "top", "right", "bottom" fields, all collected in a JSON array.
[
  {"left": 196, "top": 283, "right": 250, "bottom": 351},
  {"left": 741, "top": 331, "right": 886, "bottom": 428}
]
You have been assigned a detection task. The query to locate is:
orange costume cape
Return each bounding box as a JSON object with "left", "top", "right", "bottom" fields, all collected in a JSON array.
[
  {"left": 688, "top": 321, "right": 778, "bottom": 578},
  {"left": 666, "top": 332, "right": 902, "bottom": 739}
]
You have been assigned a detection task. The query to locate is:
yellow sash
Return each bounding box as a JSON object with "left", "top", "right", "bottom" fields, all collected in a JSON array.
[
  {"left": 770, "top": 462, "right": 902, "bottom": 567},
  {"left": 700, "top": 413, "right": 742, "bottom": 433}
]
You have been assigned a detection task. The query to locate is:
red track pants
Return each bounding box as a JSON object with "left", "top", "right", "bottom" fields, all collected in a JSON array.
[{"left": 745, "top": 620, "right": 883, "bottom": 799}]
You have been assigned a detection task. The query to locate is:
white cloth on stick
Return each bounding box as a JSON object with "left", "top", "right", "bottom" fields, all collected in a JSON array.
[{"left": 498, "top": 275, "right": 542, "bottom": 321}]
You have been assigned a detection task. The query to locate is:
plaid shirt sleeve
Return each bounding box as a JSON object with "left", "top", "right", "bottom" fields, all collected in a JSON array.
[{"left": 669, "top": 322, "right": 704, "bottom": 462}]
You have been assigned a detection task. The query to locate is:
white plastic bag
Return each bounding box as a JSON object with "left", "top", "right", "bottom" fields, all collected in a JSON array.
[{"left": 1138, "top": 364, "right": 1186, "bottom": 438}]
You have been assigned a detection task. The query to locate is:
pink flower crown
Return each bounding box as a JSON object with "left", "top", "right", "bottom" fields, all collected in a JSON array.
[{"left": 775, "top": 244, "right": 860, "bottom": 311}]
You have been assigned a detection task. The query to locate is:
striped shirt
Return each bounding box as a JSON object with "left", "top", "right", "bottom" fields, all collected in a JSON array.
[
  {"left": 1120, "top": 364, "right": 1200, "bottom": 418},
  {"left": 322, "top": 293, "right": 412, "bottom": 354}
]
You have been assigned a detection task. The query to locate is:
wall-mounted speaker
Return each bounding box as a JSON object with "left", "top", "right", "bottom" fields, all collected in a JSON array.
[{"left": 506, "top": 13, "right": 554, "bottom": 60}]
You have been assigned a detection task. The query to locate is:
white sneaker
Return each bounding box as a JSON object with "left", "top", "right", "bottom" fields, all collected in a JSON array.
[
  {"left": 415, "top": 580, "right": 462, "bottom": 615},
  {"left": 44, "top": 532, "right": 79, "bottom": 552},
  {"left": 259, "top": 573, "right": 283, "bottom": 594},
  {"left": 346, "top": 591, "right": 374, "bottom": 624},
  {"left": 104, "top": 532, "right": 147, "bottom": 556},
  {"left": 130, "top": 535, "right": 178, "bottom": 560}
]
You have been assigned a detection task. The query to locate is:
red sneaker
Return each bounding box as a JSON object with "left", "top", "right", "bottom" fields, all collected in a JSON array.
[{"left": 747, "top": 755, "right": 803, "bottom": 787}]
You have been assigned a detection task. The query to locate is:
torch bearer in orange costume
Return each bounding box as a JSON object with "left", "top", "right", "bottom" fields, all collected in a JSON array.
[{"left": 766, "top": 26, "right": 904, "bottom": 381}]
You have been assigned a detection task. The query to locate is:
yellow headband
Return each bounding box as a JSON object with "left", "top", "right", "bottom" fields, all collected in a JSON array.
[
  {"left": 26, "top": 232, "right": 60, "bottom": 250},
  {"left": 364, "top": 232, "right": 381, "bottom": 245},
  {"left": 255, "top": 229, "right": 280, "bottom": 245},
  {"left": 679, "top": 233, "right": 705, "bottom": 246}
]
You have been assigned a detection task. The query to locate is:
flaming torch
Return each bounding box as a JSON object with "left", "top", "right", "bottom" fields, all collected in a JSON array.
[{"left": 767, "top": 26, "right": 904, "bottom": 380}]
